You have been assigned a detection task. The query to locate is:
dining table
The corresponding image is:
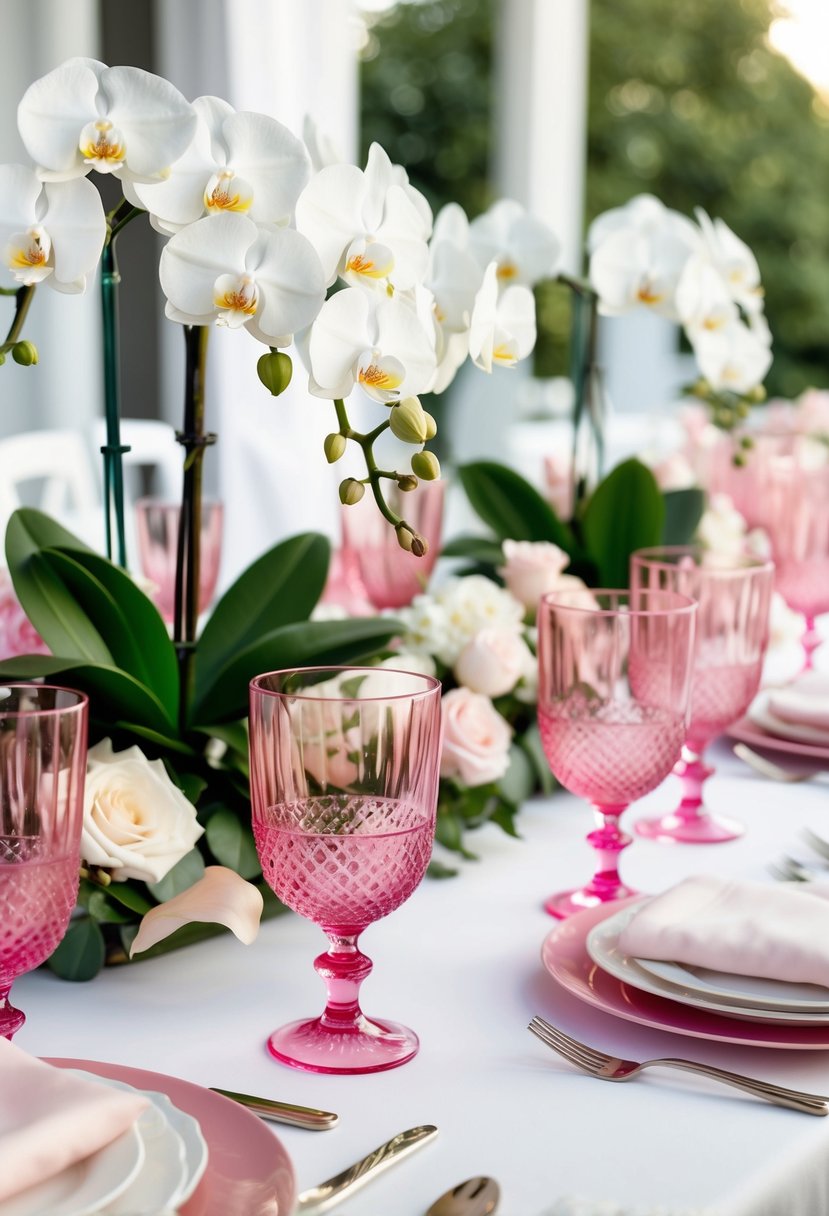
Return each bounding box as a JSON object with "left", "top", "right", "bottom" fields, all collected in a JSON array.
[{"left": 14, "top": 737, "right": 829, "bottom": 1216}]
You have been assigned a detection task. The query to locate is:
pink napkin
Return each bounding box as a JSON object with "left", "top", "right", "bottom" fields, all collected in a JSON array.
[
  {"left": 0, "top": 1039, "right": 148, "bottom": 1203},
  {"left": 769, "top": 673, "right": 829, "bottom": 733},
  {"left": 618, "top": 875, "right": 829, "bottom": 987}
]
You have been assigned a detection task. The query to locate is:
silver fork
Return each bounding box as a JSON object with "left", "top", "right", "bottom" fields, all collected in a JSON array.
[
  {"left": 733, "top": 743, "right": 818, "bottom": 784},
  {"left": 528, "top": 1016, "right": 829, "bottom": 1115}
]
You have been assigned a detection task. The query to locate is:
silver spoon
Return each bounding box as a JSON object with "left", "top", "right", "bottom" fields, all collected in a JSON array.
[{"left": 426, "top": 1176, "right": 500, "bottom": 1216}]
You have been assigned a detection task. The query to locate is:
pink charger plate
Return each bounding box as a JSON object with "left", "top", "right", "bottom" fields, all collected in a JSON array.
[
  {"left": 541, "top": 897, "right": 829, "bottom": 1049},
  {"left": 728, "top": 714, "right": 829, "bottom": 764},
  {"left": 46, "top": 1059, "right": 296, "bottom": 1216}
]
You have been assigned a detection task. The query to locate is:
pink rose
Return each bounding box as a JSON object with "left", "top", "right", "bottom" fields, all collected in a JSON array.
[
  {"left": 440, "top": 688, "right": 512, "bottom": 787},
  {"left": 453, "top": 627, "right": 532, "bottom": 697},
  {"left": 543, "top": 454, "right": 574, "bottom": 521},
  {"left": 0, "top": 569, "right": 48, "bottom": 659},
  {"left": 500, "top": 539, "right": 572, "bottom": 613}
]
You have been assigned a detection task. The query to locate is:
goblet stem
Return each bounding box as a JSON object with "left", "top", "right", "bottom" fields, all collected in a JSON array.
[
  {"left": 635, "top": 743, "right": 744, "bottom": 843},
  {"left": 544, "top": 803, "right": 637, "bottom": 919},
  {"left": 316, "top": 934, "right": 371, "bottom": 1032},
  {"left": 674, "top": 746, "right": 714, "bottom": 822},
  {"left": 801, "top": 616, "right": 821, "bottom": 674},
  {"left": 0, "top": 984, "right": 25, "bottom": 1040}
]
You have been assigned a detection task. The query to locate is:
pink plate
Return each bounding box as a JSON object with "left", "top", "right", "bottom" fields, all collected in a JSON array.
[
  {"left": 541, "top": 898, "right": 829, "bottom": 1049},
  {"left": 728, "top": 715, "right": 829, "bottom": 763},
  {"left": 46, "top": 1059, "right": 296, "bottom": 1216}
]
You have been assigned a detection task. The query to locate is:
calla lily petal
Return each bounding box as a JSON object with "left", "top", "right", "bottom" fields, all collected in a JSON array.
[
  {"left": 160, "top": 212, "right": 254, "bottom": 320},
  {"left": 17, "top": 57, "right": 102, "bottom": 178},
  {"left": 129, "top": 866, "right": 264, "bottom": 956}
]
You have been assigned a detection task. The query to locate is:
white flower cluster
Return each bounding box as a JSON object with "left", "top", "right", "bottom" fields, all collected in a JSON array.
[
  {"left": 588, "top": 194, "right": 771, "bottom": 396},
  {"left": 397, "top": 574, "right": 526, "bottom": 668},
  {"left": 2, "top": 57, "right": 559, "bottom": 403}
]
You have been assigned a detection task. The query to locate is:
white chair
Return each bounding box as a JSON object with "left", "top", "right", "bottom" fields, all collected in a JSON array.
[
  {"left": 0, "top": 428, "right": 102, "bottom": 545},
  {"left": 89, "top": 417, "right": 182, "bottom": 505}
]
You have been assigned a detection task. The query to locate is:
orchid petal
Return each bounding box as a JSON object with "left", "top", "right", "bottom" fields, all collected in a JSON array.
[
  {"left": 432, "top": 201, "right": 470, "bottom": 250},
  {"left": 130, "top": 99, "right": 219, "bottom": 228},
  {"left": 429, "top": 239, "right": 483, "bottom": 332},
  {"left": 303, "top": 114, "right": 343, "bottom": 172},
  {"left": 130, "top": 866, "right": 264, "bottom": 956},
  {"left": 247, "top": 227, "right": 326, "bottom": 343},
  {"left": 676, "top": 255, "right": 738, "bottom": 335},
  {"left": 691, "top": 320, "right": 772, "bottom": 394},
  {"left": 308, "top": 286, "right": 373, "bottom": 396},
  {"left": 17, "top": 58, "right": 102, "bottom": 178},
  {"left": 0, "top": 165, "right": 44, "bottom": 267},
  {"left": 222, "top": 110, "right": 310, "bottom": 224},
  {"left": 102, "top": 65, "right": 196, "bottom": 179},
  {"left": 469, "top": 199, "right": 559, "bottom": 287},
  {"left": 375, "top": 184, "right": 430, "bottom": 289},
  {"left": 41, "top": 178, "right": 106, "bottom": 288},
  {"left": 160, "top": 212, "right": 255, "bottom": 321},
  {"left": 498, "top": 285, "right": 536, "bottom": 359},
  {"left": 363, "top": 142, "right": 395, "bottom": 231},
  {"left": 295, "top": 163, "right": 369, "bottom": 283},
  {"left": 468, "top": 262, "right": 499, "bottom": 371},
  {"left": 374, "top": 293, "right": 437, "bottom": 397}
]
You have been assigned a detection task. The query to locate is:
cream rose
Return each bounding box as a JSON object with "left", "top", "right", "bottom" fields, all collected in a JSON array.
[
  {"left": 82, "top": 739, "right": 204, "bottom": 884},
  {"left": 453, "top": 627, "right": 532, "bottom": 698},
  {"left": 499, "top": 539, "right": 572, "bottom": 613},
  {"left": 440, "top": 688, "right": 512, "bottom": 787}
]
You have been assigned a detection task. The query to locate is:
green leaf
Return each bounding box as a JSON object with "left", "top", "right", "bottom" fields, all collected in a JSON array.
[
  {"left": 5, "top": 507, "right": 93, "bottom": 557},
  {"left": 498, "top": 742, "right": 536, "bottom": 807},
  {"left": 661, "top": 487, "right": 706, "bottom": 546},
  {"left": 205, "top": 808, "right": 261, "bottom": 878},
  {"left": 173, "top": 772, "right": 209, "bottom": 805},
  {"left": 102, "top": 882, "right": 154, "bottom": 916},
  {"left": 427, "top": 858, "right": 459, "bottom": 879},
  {"left": 191, "top": 617, "right": 401, "bottom": 726},
  {"left": 489, "top": 799, "right": 521, "bottom": 838},
  {"left": 146, "top": 848, "right": 206, "bottom": 902},
  {"left": 458, "top": 462, "right": 577, "bottom": 551},
  {"left": 46, "top": 917, "right": 106, "bottom": 981},
  {"left": 87, "top": 889, "right": 133, "bottom": 924},
  {"left": 519, "top": 721, "right": 556, "bottom": 796},
  {"left": 197, "top": 533, "right": 330, "bottom": 692},
  {"left": 582, "top": 459, "right": 665, "bottom": 587},
  {"left": 115, "top": 722, "right": 194, "bottom": 756},
  {"left": 440, "top": 534, "right": 505, "bottom": 567}
]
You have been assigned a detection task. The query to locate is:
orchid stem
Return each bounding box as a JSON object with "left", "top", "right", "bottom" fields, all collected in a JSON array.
[
  {"left": 332, "top": 398, "right": 403, "bottom": 530},
  {"left": 0, "top": 285, "right": 35, "bottom": 357},
  {"left": 100, "top": 241, "right": 129, "bottom": 567}
]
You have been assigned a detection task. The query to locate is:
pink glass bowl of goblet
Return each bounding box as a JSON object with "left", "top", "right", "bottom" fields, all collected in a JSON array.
[
  {"left": 630, "top": 546, "right": 773, "bottom": 844},
  {"left": 537, "top": 588, "right": 696, "bottom": 919},
  {"left": 249, "top": 665, "right": 442, "bottom": 1074},
  {"left": 0, "top": 685, "right": 88, "bottom": 1039},
  {"left": 340, "top": 480, "right": 445, "bottom": 610},
  {"left": 135, "top": 497, "right": 223, "bottom": 623}
]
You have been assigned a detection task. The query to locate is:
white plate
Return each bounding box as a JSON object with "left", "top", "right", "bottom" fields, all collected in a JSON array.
[
  {"left": 586, "top": 904, "right": 829, "bottom": 1025},
  {"left": 635, "top": 956, "right": 829, "bottom": 1011},
  {"left": 749, "top": 688, "right": 829, "bottom": 747},
  {"left": 0, "top": 1125, "right": 144, "bottom": 1216}
]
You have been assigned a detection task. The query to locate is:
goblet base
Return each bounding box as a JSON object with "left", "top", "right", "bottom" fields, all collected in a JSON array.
[
  {"left": 266, "top": 1014, "right": 420, "bottom": 1075},
  {"left": 0, "top": 997, "right": 25, "bottom": 1041},
  {"left": 634, "top": 810, "right": 744, "bottom": 844},
  {"left": 544, "top": 880, "right": 638, "bottom": 921}
]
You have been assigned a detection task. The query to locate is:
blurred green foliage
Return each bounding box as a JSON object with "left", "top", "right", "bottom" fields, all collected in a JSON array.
[{"left": 360, "top": 0, "right": 829, "bottom": 397}]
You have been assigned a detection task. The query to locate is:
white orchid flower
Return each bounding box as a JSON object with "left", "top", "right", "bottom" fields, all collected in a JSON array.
[
  {"left": 124, "top": 96, "right": 310, "bottom": 235},
  {"left": 306, "top": 285, "right": 436, "bottom": 402},
  {"left": 468, "top": 261, "right": 536, "bottom": 373},
  {"left": 587, "top": 193, "right": 698, "bottom": 253},
  {"left": 295, "top": 142, "right": 432, "bottom": 292},
  {"left": 302, "top": 115, "right": 343, "bottom": 172},
  {"left": 0, "top": 163, "right": 105, "bottom": 293},
  {"left": 695, "top": 209, "right": 763, "bottom": 316},
  {"left": 17, "top": 57, "right": 196, "bottom": 184},
  {"left": 159, "top": 212, "right": 325, "bottom": 346},
  {"left": 468, "top": 198, "right": 559, "bottom": 289},
  {"left": 675, "top": 254, "right": 738, "bottom": 336},
  {"left": 691, "top": 318, "right": 772, "bottom": 395},
  {"left": 427, "top": 203, "right": 483, "bottom": 332}
]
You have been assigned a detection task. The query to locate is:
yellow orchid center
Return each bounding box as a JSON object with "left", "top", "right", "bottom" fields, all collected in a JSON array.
[
  {"left": 345, "top": 239, "right": 394, "bottom": 283},
  {"left": 5, "top": 227, "right": 53, "bottom": 285},
  {"left": 356, "top": 349, "right": 406, "bottom": 403},
  {"left": 636, "top": 283, "right": 664, "bottom": 306},
  {"left": 204, "top": 170, "right": 253, "bottom": 215},
  {"left": 492, "top": 341, "right": 518, "bottom": 367},
  {"left": 213, "top": 273, "right": 259, "bottom": 328},
  {"left": 79, "top": 119, "right": 126, "bottom": 173},
  {"left": 359, "top": 363, "right": 398, "bottom": 389},
  {"left": 496, "top": 259, "right": 519, "bottom": 281}
]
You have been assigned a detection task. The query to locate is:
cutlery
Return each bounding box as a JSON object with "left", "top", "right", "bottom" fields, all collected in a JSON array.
[
  {"left": 426, "top": 1175, "right": 500, "bottom": 1215},
  {"left": 295, "top": 1124, "right": 438, "bottom": 1212},
  {"left": 769, "top": 856, "right": 813, "bottom": 883},
  {"left": 209, "top": 1086, "right": 338, "bottom": 1130},
  {"left": 732, "top": 743, "right": 818, "bottom": 783},
  {"left": 528, "top": 1016, "right": 829, "bottom": 1114}
]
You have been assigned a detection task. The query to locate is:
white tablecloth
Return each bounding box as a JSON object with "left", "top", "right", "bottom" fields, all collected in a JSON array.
[{"left": 14, "top": 743, "right": 829, "bottom": 1216}]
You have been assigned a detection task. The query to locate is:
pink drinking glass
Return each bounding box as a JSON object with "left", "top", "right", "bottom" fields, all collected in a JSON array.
[
  {"left": 340, "top": 480, "right": 445, "bottom": 609},
  {"left": 249, "top": 665, "right": 442, "bottom": 1074},
  {"left": 537, "top": 589, "right": 696, "bottom": 919},
  {"left": 0, "top": 685, "right": 88, "bottom": 1039},
  {"left": 135, "top": 497, "right": 224, "bottom": 623},
  {"left": 630, "top": 547, "right": 774, "bottom": 844}
]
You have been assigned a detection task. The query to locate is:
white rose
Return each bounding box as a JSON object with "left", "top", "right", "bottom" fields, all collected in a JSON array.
[
  {"left": 696, "top": 493, "right": 747, "bottom": 560},
  {"left": 440, "top": 688, "right": 512, "bottom": 787},
  {"left": 453, "top": 627, "right": 532, "bottom": 697},
  {"left": 499, "top": 539, "right": 571, "bottom": 612},
  {"left": 82, "top": 739, "right": 204, "bottom": 884}
]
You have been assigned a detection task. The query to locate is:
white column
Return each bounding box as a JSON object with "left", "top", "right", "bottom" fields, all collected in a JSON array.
[{"left": 0, "top": 0, "right": 103, "bottom": 439}]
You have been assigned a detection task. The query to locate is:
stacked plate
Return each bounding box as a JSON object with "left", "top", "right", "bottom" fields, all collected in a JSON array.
[
  {"left": 586, "top": 902, "right": 829, "bottom": 1027},
  {"left": 730, "top": 674, "right": 829, "bottom": 763},
  {"left": 0, "top": 1071, "right": 208, "bottom": 1216}
]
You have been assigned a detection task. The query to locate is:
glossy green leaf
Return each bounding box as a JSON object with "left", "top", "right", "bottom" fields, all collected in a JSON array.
[
  {"left": 191, "top": 617, "right": 401, "bottom": 726},
  {"left": 46, "top": 917, "right": 106, "bottom": 981},
  {"left": 661, "top": 487, "right": 706, "bottom": 546},
  {"left": 440, "top": 534, "right": 505, "bottom": 567},
  {"left": 205, "top": 808, "right": 261, "bottom": 878},
  {"left": 582, "top": 459, "right": 665, "bottom": 587},
  {"left": 458, "top": 462, "right": 576, "bottom": 551},
  {"left": 498, "top": 742, "right": 536, "bottom": 807},
  {"left": 102, "top": 882, "right": 154, "bottom": 916},
  {"left": 0, "top": 656, "right": 174, "bottom": 734},
  {"left": 146, "top": 848, "right": 206, "bottom": 903},
  {"left": 87, "top": 889, "right": 133, "bottom": 924},
  {"left": 197, "top": 533, "right": 330, "bottom": 691}
]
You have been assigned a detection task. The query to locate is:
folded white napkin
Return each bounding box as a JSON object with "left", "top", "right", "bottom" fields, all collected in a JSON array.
[
  {"left": 618, "top": 875, "right": 829, "bottom": 987},
  {"left": 0, "top": 1040, "right": 148, "bottom": 1203},
  {"left": 768, "top": 673, "right": 829, "bottom": 735}
]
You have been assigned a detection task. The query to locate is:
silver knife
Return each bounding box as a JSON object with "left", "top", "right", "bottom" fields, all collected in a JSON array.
[
  {"left": 294, "top": 1124, "right": 439, "bottom": 1213},
  {"left": 209, "top": 1087, "right": 338, "bottom": 1130}
]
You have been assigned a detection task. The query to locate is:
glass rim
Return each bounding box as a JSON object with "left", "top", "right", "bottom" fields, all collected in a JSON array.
[
  {"left": 631, "top": 545, "right": 775, "bottom": 577},
  {"left": 250, "top": 665, "right": 443, "bottom": 703},
  {"left": 539, "top": 587, "right": 698, "bottom": 618},
  {"left": 0, "top": 684, "right": 88, "bottom": 717}
]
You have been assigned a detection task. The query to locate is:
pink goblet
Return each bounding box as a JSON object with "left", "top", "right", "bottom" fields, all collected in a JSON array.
[
  {"left": 249, "top": 666, "right": 442, "bottom": 1074},
  {"left": 631, "top": 547, "right": 773, "bottom": 843},
  {"left": 135, "top": 497, "right": 223, "bottom": 623},
  {"left": 0, "top": 685, "right": 88, "bottom": 1039},
  {"left": 340, "top": 480, "right": 444, "bottom": 609},
  {"left": 537, "top": 589, "right": 696, "bottom": 919}
]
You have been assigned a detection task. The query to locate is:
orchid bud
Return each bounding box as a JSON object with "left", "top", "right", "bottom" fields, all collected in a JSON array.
[
  {"left": 747, "top": 385, "right": 767, "bottom": 403},
  {"left": 389, "top": 396, "right": 428, "bottom": 445},
  {"left": 12, "top": 340, "right": 38, "bottom": 366},
  {"left": 339, "top": 478, "right": 365, "bottom": 505},
  {"left": 395, "top": 523, "right": 428, "bottom": 557},
  {"left": 423, "top": 411, "right": 438, "bottom": 440},
  {"left": 0, "top": 352, "right": 5, "bottom": 366},
  {"left": 324, "top": 433, "right": 347, "bottom": 463},
  {"left": 411, "top": 451, "right": 440, "bottom": 481},
  {"left": 257, "top": 350, "right": 293, "bottom": 396},
  {"left": 396, "top": 474, "right": 418, "bottom": 492}
]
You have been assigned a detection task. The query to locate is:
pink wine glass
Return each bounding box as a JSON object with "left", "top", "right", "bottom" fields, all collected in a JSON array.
[
  {"left": 135, "top": 497, "right": 223, "bottom": 623},
  {"left": 630, "top": 547, "right": 773, "bottom": 843},
  {"left": 340, "top": 480, "right": 445, "bottom": 609},
  {"left": 537, "top": 589, "right": 696, "bottom": 919},
  {"left": 0, "top": 685, "right": 88, "bottom": 1039},
  {"left": 249, "top": 665, "right": 442, "bottom": 1074}
]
